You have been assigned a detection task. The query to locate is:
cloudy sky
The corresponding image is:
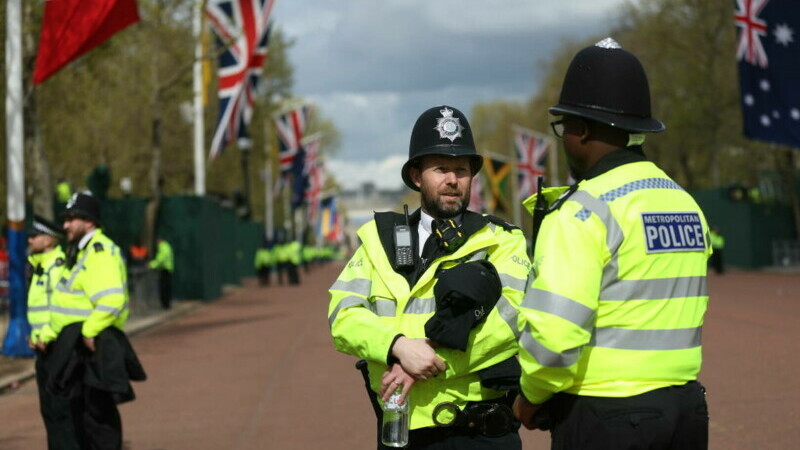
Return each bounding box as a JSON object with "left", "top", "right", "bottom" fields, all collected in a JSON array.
[{"left": 271, "top": 0, "right": 633, "bottom": 190}]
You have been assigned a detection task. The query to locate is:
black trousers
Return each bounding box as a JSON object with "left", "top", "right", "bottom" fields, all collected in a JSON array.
[
  {"left": 710, "top": 250, "right": 724, "bottom": 274},
  {"left": 257, "top": 267, "right": 271, "bottom": 286},
  {"left": 377, "top": 426, "right": 521, "bottom": 450},
  {"left": 35, "top": 356, "right": 83, "bottom": 450},
  {"left": 158, "top": 269, "right": 172, "bottom": 309},
  {"left": 546, "top": 381, "right": 708, "bottom": 450},
  {"left": 74, "top": 384, "right": 122, "bottom": 450},
  {"left": 287, "top": 263, "right": 300, "bottom": 285}
]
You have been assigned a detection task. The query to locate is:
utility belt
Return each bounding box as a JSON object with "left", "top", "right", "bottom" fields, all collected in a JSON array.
[{"left": 430, "top": 396, "right": 518, "bottom": 438}]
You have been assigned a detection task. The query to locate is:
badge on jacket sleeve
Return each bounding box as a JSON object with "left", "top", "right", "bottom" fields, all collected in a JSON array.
[{"left": 641, "top": 212, "right": 705, "bottom": 253}]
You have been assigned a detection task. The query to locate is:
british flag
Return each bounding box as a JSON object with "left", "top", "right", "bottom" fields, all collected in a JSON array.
[
  {"left": 274, "top": 104, "right": 313, "bottom": 174},
  {"left": 206, "top": 0, "right": 275, "bottom": 159},
  {"left": 303, "top": 138, "right": 325, "bottom": 222},
  {"left": 514, "top": 127, "right": 551, "bottom": 199}
]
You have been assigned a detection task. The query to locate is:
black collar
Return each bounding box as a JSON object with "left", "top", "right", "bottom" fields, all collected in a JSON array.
[{"left": 583, "top": 146, "right": 647, "bottom": 180}]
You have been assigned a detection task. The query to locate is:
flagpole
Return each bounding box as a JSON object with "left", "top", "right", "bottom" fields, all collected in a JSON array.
[
  {"left": 192, "top": 0, "right": 206, "bottom": 196},
  {"left": 2, "top": 0, "right": 32, "bottom": 357},
  {"left": 264, "top": 120, "right": 274, "bottom": 240}
]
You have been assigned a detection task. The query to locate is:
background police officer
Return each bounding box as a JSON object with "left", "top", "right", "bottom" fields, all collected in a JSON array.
[
  {"left": 51, "top": 192, "right": 131, "bottom": 450},
  {"left": 26, "top": 215, "right": 81, "bottom": 449},
  {"left": 328, "top": 105, "right": 530, "bottom": 449},
  {"left": 513, "top": 39, "right": 711, "bottom": 449},
  {"left": 149, "top": 237, "right": 174, "bottom": 309}
]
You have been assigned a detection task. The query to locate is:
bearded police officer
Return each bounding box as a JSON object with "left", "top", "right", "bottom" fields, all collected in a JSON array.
[
  {"left": 513, "top": 39, "right": 711, "bottom": 449},
  {"left": 329, "top": 105, "right": 530, "bottom": 449},
  {"left": 26, "top": 215, "right": 81, "bottom": 449},
  {"left": 50, "top": 192, "right": 132, "bottom": 450}
]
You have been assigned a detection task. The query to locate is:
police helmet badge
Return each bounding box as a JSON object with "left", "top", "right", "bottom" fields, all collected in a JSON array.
[{"left": 433, "top": 107, "right": 463, "bottom": 142}]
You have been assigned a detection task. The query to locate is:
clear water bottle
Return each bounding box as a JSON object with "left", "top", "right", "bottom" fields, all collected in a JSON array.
[{"left": 381, "top": 387, "right": 409, "bottom": 448}]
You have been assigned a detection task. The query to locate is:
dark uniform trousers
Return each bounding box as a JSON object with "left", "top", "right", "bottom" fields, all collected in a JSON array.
[
  {"left": 35, "top": 356, "right": 83, "bottom": 450},
  {"left": 546, "top": 381, "right": 708, "bottom": 450},
  {"left": 158, "top": 269, "right": 172, "bottom": 310}
]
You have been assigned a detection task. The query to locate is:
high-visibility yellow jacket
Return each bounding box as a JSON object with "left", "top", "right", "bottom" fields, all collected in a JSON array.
[
  {"left": 149, "top": 240, "right": 174, "bottom": 272},
  {"left": 27, "top": 247, "right": 66, "bottom": 344},
  {"left": 709, "top": 230, "right": 725, "bottom": 250},
  {"left": 254, "top": 247, "right": 273, "bottom": 269},
  {"left": 286, "top": 241, "right": 301, "bottom": 265},
  {"left": 328, "top": 210, "right": 530, "bottom": 430},
  {"left": 518, "top": 158, "right": 711, "bottom": 404},
  {"left": 50, "top": 229, "right": 129, "bottom": 339}
]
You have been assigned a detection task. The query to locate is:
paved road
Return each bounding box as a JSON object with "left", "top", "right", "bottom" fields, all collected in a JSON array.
[{"left": 0, "top": 263, "right": 797, "bottom": 449}]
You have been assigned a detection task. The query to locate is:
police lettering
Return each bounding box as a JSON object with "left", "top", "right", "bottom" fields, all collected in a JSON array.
[{"left": 642, "top": 212, "right": 705, "bottom": 253}]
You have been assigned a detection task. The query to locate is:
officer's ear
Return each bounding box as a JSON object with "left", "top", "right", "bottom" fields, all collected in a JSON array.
[{"left": 409, "top": 164, "right": 423, "bottom": 189}]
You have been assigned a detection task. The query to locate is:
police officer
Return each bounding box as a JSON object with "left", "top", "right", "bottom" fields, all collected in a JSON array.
[
  {"left": 149, "top": 237, "right": 174, "bottom": 309},
  {"left": 513, "top": 39, "right": 711, "bottom": 449},
  {"left": 26, "top": 215, "right": 80, "bottom": 449},
  {"left": 51, "top": 192, "right": 131, "bottom": 450},
  {"left": 328, "top": 105, "right": 530, "bottom": 449},
  {"left": 254, "top": 240, "right": 274, "bottom": 286}
]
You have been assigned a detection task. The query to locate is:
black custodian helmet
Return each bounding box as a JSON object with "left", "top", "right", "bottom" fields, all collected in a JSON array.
[
  {"left": 550, "top": 38, "right": 665, "bottom": 133},
  {"left": 401, "top": 105, "right": 483, "bottom": 191}
]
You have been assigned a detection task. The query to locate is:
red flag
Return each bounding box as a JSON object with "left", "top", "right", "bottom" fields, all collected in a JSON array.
[{"left": 33, "top": 0, "right": 140, "bottom": 85}]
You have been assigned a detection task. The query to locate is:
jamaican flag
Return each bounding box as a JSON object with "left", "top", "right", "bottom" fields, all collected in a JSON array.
[{"left": 483, "top": 156, "right": 512, "bottom": 215}]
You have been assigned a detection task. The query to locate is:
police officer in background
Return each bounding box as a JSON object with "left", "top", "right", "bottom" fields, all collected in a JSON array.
[
  {"left": 329, "top": 105, "right": 530, "bottom": 448},
  {"left": 26, "top": 215, "right": 80, "bottom": 449},
  {"left": 51, "top": 192, "right": 133, "bottom": 449},
  {"left": 513, "top": 39, "right": 711, "bottom": 449}
]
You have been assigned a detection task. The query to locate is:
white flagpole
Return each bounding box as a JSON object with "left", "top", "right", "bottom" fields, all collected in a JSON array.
[{"left": 192, "top": 0, "right": 206, "bottom": 195}]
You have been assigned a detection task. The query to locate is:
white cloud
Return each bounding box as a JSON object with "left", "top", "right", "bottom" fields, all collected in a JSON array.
[{"left": 328, "top": 155, "right": 407, "bottom": 190}]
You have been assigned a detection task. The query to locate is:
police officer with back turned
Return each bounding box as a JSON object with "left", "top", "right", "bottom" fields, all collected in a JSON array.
[
  {"left": 513, "top": 38, "right": 711, "bottom": 450},
  {"left": 329, "top": 105, "right": 530, "bottom": 449}
]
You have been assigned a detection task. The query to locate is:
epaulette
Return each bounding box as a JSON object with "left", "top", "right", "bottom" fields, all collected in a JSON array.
[
  {"left": 93, "top": 242, "right": 104, "bottom": 252},
  {"left": 54, "top": 257, "right": 65, "bottom": 266},
  {"left": 485, "top": 215, "right": 519, "bottom": 232}
]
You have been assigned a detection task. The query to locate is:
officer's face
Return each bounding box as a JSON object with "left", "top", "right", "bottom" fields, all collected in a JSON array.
[
  {"left": 412, "top": 155, "right": 472, "bottom": 219},
  {"left": 27, "top": 234, "right": 55, "bottom": 254},
  {"left": 63, "top": 217, "right": 93, "bottom": 243}
]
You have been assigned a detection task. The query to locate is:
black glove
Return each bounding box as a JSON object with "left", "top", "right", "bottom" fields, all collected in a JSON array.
[{"left": 424, "top": 260, "right": 502, "bottom": 351}]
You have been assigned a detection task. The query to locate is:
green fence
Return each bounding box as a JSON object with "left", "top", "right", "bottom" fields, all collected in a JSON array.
[
  {"left": 86, "top": 196, "right": 260, "bottom": 301},
  {"left": 691, "top": 188, "right": 796, "bottom": 269}
]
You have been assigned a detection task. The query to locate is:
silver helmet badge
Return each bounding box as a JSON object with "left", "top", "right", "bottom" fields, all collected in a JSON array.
[{"left": 434, "top": 107, "right": 463, "bottom": 142}]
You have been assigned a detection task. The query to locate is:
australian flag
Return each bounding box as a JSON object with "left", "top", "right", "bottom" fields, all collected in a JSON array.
[
  {"left": 736, "top": 0, "right": 800, "bottom": 148},
  {"left": 206, "top": 0, "right": 275, "bottom": 159}
]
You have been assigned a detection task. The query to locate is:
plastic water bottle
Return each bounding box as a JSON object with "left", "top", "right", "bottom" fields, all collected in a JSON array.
[{"left": 381, "top": 388, "right": 409, "bottom": 448}]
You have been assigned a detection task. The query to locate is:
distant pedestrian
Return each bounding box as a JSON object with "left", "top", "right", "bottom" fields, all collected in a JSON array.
[
  {"left": 149, "top": 237, "right": 174, "bottom": 309},
  {"left": 709, "top": 227, "right": 725, "bottom": 275},
  {"left": 254, "top": 241, "right": 274, "bottom": 286}
]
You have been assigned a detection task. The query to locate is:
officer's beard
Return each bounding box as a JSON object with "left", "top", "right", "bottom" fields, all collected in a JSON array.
[{"left": 421, "top": 184, "right": 470, "bottom": 219}]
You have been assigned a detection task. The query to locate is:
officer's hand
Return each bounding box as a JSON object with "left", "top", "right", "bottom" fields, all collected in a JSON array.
[
  {"left": 27, "top": 337, "right": 34, "bottom": 350},
  {"left": 390, "top": 337, "right": 447, "bottom": 380},
  {"left": 83, "top": 337, "right": 96, "bottom": 352},
  {"left": 35, "top": 341, "right": 47, "bottom": 352},
  {"left": 380, "top": 364, "right": 415, "bottom": 404},
  {"left": 513, "top": 393, "right": 542, "bottom": 430}
]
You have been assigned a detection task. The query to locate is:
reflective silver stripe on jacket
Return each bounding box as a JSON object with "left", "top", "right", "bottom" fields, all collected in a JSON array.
[
  {"left": 519, "top": 323, "right": 581, "bottom": 368},
  {"left": 50, "top": 305, "right": 93, "bottom": 317},
  {"left": 30, "top": 323, "right": 47, "bottom": 330},
  {"left": 27, "top": 305, "right": 49, "bottom": 313},
  {"left": 66, "top": 250, "right": 91, "bottom": 288},
  {"left": 574, "top": 178, "right": 684, "bottom": 221},
  {"left": 600, "top": 276, "right": 708, "bottom": 301},
  {"left": 522, "top": 288, "right": 595, "bottom": 331},
  {"left": 95, "top": 304, "right": 125, "bottom": 317},
  {"left": 89, "top": 288, "right": 126, "bottom": 304},
  {"left": 499, "top": 273, "right": 528, "bottom": 292},
  {"left": 404, "top": 297, "right": 435, "bottom": 315},
  {"left": 495, "top": 295, "right": 519, "bottom": 338},
  {"left": 590, "top": 326, "right": 702, "bottom": 350},
  {"left": 372, "top": 299, "right": 397, "bottom": 318},
  {"left": 55, "top": 283, "right": 86, "bottom": 296},
  {"left": 328, "top": 295, "right": 370, "bottom": 327},
  {"left": 330, "top": 278, "right": 372, "bottom": 296}
]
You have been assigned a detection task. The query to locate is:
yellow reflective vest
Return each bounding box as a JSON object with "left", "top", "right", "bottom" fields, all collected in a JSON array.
[
  {"left": 254, "top": 247, "right": 273, "bottom": 269},
  {"left": 27, "top": 247, "right": 66, "bottom": 344},
  {"left": 50, "top": 229, "right": 129, "bottom": 338},
  {"left": 328, "top": 211, "right": 530, "bottom": 430},
  {"left": 149, "top": 240, "right": 174, "bottom": 272},
  {"left": 518, "top": 159, "right": 711, "bottom": 404}
]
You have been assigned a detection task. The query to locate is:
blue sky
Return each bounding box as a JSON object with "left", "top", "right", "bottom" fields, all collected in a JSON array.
[{"left": 271, "top": 0, "right": 633, "bottom": 189}]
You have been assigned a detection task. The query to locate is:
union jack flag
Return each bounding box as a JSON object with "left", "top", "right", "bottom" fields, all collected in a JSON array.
[
  {"left": 735, "top": 0, "right": 770, "bottom": 68},
  {"left": 275, "top": 104, "right": 314, "bottom": 174},
  {"left": 206, "top": 0, "right": 275, "bottom": 159},
  {"left": 303, "top": 137, "right": 325, "bottom": 222},
  {"left": 514, "top": 127, "right": 551, "bottom": 199}
]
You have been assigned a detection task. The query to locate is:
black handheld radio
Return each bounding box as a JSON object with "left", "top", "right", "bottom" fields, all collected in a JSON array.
[{"left": 394, "top": 205, "right": 414, "bottom": 267}]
